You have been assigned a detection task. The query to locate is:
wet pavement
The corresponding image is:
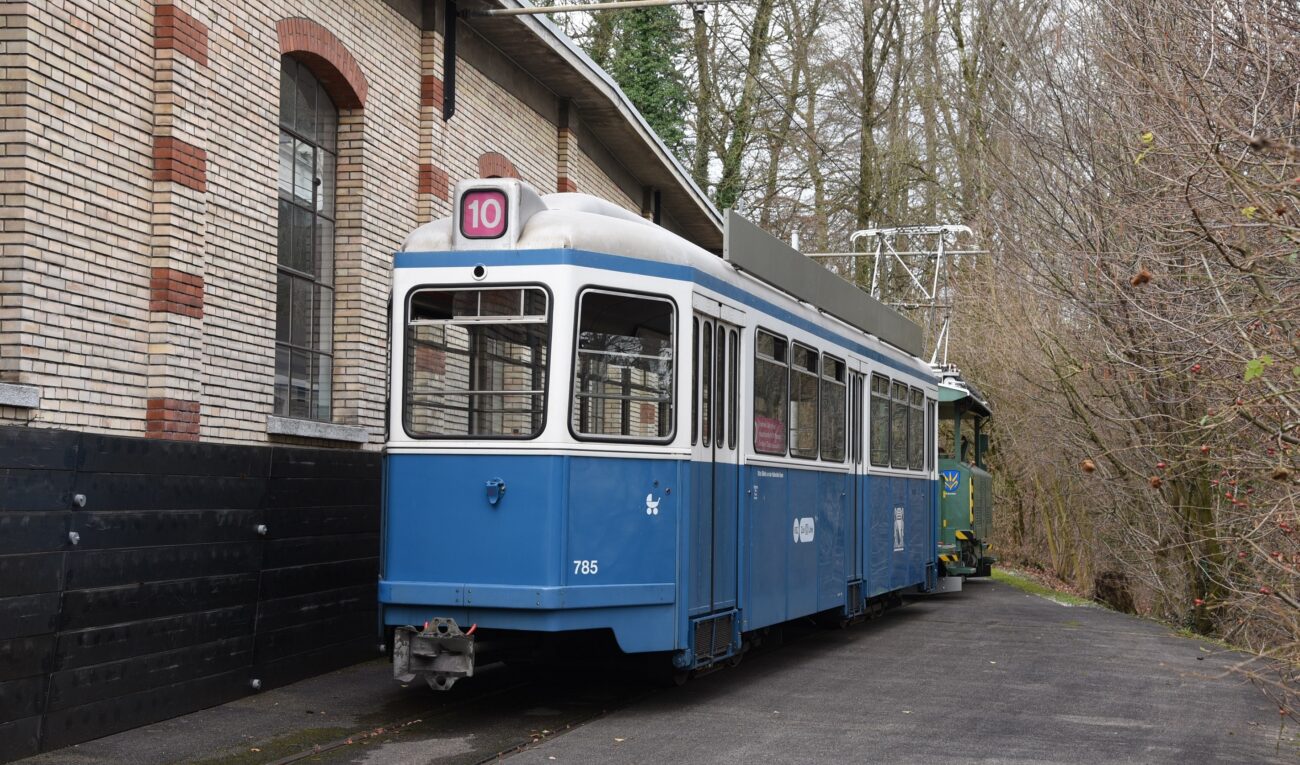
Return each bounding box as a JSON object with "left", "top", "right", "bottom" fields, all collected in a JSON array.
[{"left": 17, "top": 578, "right": 1298, "bottom": 764}]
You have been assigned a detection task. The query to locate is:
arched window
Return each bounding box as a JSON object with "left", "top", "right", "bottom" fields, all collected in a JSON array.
[{"left": 275, "top": 56, "right": 337, "bottom": 421}]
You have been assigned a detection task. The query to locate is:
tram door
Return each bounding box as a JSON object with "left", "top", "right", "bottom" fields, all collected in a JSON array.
[
  {"left": 690, "top": 298, "right": 743, "bottom": 617},
  {"left": 849, "top": 369, "right": 867, "bottom": 588}
]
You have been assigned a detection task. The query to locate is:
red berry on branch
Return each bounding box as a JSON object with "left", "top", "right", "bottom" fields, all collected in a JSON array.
[
  {"left": 1191, "top": 364, "right": 1202, "bottom": 373},
  {"left": 1193, "top": 598, "right": 1204, "bottom": 606},
  {"left": 1156, "top": 461, "right": 1167, "bottom": 470}
]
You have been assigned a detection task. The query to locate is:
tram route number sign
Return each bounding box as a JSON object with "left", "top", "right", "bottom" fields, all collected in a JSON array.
[{"left": 460, "top": 189, "right": 508, "bottom": 239}]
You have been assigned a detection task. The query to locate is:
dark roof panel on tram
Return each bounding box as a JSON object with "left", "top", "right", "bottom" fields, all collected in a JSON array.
[{"left": 724, "top": 212, "right": 924, "bottom": 358}]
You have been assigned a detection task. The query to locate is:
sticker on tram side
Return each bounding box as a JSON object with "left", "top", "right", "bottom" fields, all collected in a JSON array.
[
  {"left": 941, "top": 469, "right": 961, "bottom": 496},
  {"left": 792, "top": 516, "right": 815, "bottom": 543},
  {"left": 645, "top": 493, "right": 660, "bottom": 515},
  {"left": 893, "top": 507, "right": 906, "bottom": 551}
]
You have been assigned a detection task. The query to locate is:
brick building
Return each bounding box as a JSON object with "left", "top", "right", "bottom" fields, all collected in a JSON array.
[{"left": 0, "top": 1, "right": 720, "bottom": 758}]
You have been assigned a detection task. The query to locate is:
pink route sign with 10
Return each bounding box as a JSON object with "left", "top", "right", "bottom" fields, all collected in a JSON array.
[{"left": 461, "top": 189, "right": 508, "bottom": 239}]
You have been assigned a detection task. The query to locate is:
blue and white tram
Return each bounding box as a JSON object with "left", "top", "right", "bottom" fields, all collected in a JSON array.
[{"left": 381, "top": 180, "right": 940, "bottom": 689}]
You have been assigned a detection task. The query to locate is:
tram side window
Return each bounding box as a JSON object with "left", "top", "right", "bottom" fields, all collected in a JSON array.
[
  {"left": 891, "top": 381, "right": 909, "bottom": 469},
  {"left": 908, "top": 388, "right": 925, "bottom": 470},
  {"left": 728, "top": 329, "right": 739, "bottom": 450},
  {"left": 926, "top": 398, "right": 936, "bottom": 472},
  {"left": 869, "top": 374, "right": 891, "bottom": 467},
  {"left": 715, "top": 323, "right": 727, "bottom": 447},
  {"left": 753, "top": 330, "right": 788, "bottom": 455},
  {"left": 572, "top": 290, "right": 675, "bottom": 441},
  {"left": 700, "top": 319, "right": 711, "bottom": 447},
  {"left": 820, "top": 356, "right": 846, "bottom": 462},
  {"left": 790, "top": 344, "right": 819, "bottom": 459},
  {"left": 691, "top": 318, "right": 698, "bottom": 446},
  {"left": 404, "top": 287, "right": 549, "bottom": 438}
]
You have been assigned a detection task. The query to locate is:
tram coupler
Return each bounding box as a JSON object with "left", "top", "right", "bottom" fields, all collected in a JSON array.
[{"left": 393, "top": 618, "right": 475, "bottom": 691}]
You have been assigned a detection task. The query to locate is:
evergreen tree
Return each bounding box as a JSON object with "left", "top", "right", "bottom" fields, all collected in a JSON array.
[{"left": 606, "top": 8, "right": 689, "bottom": 157}]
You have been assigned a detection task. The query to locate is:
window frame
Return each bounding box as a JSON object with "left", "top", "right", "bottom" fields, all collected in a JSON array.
[
  {"left": 869, "top": 373, "right": 892, "bottom": 467},
  {"left": 728, "top": 328, "right": 739, "bottom": 450},
  {"left": 569, "top": 286, "right": 678, "bottom": 445},
  {"left": 401, "top": 283, "right": 553, "bottom": 440},
  {"left": 926, "top": 397, "right": 936, "bottom": 473},
  {"left": 819, "top": 354, "right": 847, "bottom": 463},
  {"left": 275, "top": 56, "right": 339, "bottom": 423},
  {"left": 714, "top": 322, "right": 727, "bottom": 448},
  {"left": 890, "top": 380, "right": 910, "bottom": 469},
  {"left": 701, "top": 318, "right": 712, "bottom": 447},
  {"left": 908, "top": 387, "right": 925, "bottom": 470},
  {"left": 788, "top": 342, "right": 820, "bottom": 460},
  {"left": 691, "top": 317, "right": 699, "bottom": 446},
  {"left": 752, "top": 328, "right": 790, "bottom": 457}
]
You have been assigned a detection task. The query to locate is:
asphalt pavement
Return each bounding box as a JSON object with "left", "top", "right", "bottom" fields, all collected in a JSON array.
[{"left": 17, "top": 578, "right": 1297, "bottom": 764}]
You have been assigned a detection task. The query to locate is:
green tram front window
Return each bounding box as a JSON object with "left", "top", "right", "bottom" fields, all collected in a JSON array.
[{"left": 404, "top": 287, "right": 549, "bottom": 438}]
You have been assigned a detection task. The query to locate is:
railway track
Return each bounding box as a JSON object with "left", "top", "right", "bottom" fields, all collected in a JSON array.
[
  {"left": 245, "top": 613, "right": 890, "bottom": 765},
  {"left": 240, "top": 662, "right": 661, "bottom": 765}
]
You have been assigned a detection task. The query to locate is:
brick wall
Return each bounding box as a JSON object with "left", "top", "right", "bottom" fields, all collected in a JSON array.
[
  {"left": 0, "top": 2, "right": 156, "bottom": 434},
  {"left": 0, "top": 1, "right": 670, "bottom": 450},
  {"left": 570, "top": 140, "right": 641, "bottom": 214}
]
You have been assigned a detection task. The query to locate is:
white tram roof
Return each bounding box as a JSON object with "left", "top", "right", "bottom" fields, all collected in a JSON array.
[{"left": 403, "top": 180, "right": 927, "bottom": 368}]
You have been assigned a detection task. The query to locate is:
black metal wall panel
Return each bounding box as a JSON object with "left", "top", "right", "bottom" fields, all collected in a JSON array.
[
  {"left": 0, "top": 594, "right": 59, "bottom": 641},
  {"left": 0, "top": 717, "right": 40, "bottom": 762},
  {"left": 0, "top": 635, "right": 54, "bottom": 681},
  {"left": 0, "top": 513, "right": 71, "bottom": 555},
  {"left": 0, "top": 425, "right": 382, "bottom": 762},
  {"left": 53, "top": 606, "right": 256, "bottom": 671}
]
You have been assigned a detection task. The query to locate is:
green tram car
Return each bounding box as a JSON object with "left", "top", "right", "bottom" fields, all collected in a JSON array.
[{"left": 936, "top": 368, "right": 995, "bottom": 578}]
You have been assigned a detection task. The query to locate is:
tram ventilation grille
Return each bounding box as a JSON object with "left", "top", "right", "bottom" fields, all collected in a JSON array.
[
  {"left": 847, "top": 581, "right": 864, "bottom": 615},
  {"left": 693, "top": 612, "right": 735, "bottom": 663}
]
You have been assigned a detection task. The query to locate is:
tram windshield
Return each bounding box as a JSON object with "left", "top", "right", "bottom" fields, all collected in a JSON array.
[
  {"left": 403, "top": 286, "right": 549, "bottom": 438},
  {"left": 571, "top": 290, "right": 675, "bottom": 441}
]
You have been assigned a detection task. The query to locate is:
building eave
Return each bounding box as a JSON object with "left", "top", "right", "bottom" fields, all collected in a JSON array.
[{"left": 459, "top": 0, "right": 724, "bottom": 252}]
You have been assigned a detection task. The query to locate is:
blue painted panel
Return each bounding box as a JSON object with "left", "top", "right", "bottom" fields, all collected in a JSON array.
[
  {"left": 863, "top": 475, "right": 931, "bottom": 596},
  {"left": 383, "top": 603, "right": 676, "bottom": 653},
  {"left": 785, "top": 467, "right": 818, "bottom": 618},
  {"left": 745, "top": 465, "right": 788, "bottom": 630},
  {"left": 565, "top": 457, "right": 678, "bottom": 588},
  {"left": 712, "top": 462, "right": 739, "bottom": 612},
  {"left": 379, "top": 581, "right": 675, "bottom": 609},
  {"left": 741, "top": 464, "right": 854, "bottom": 630},
  {"left": 383, "top": 453, "right": 932, "bottom": 657},
  {"left": 688, "top": 460, "right": 712, "bottom": 615},
  {"left": 383, "top": 454, "right": 682, "bottom": 655},
  {"left": 816, "top": 471, "right": 849, "bottom": 612},
  {"left": 385, "top": 454, "right": 564, "bottom": 588}
]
